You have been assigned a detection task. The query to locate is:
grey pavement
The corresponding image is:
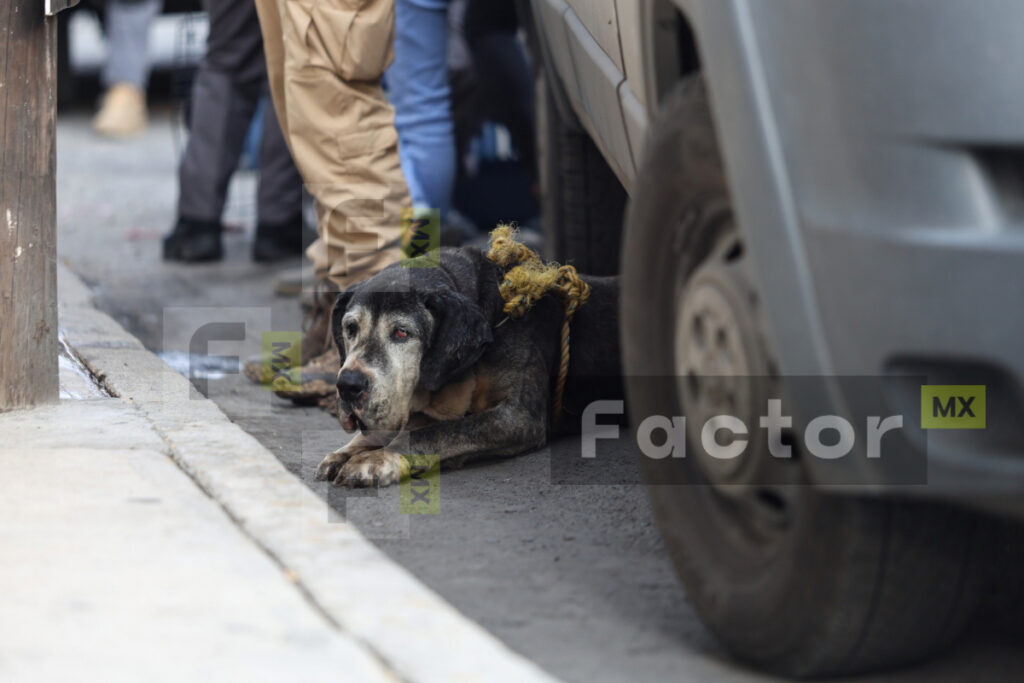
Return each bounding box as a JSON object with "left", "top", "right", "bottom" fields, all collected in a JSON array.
[
  {"left": 51, "top": 109, "right": 1024, "bottom": 682},
  {"left": 1, "top": 403, "right": 390, "bottom": 682}
]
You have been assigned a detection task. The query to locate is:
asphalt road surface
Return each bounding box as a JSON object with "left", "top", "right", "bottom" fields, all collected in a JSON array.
[{"left": 58, "top": 111, "right": 1024, "bottom": 682}]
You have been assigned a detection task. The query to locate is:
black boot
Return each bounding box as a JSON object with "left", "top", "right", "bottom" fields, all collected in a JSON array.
[
  {"left": 252, "top": 214, "right": 304, "bottom": 263},
  {"left": 163, "top": 217, "right": 223, "bottom": 263}
]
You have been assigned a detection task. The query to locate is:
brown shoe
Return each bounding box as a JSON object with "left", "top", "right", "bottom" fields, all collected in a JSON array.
[
  {"left": 242, "top": 277, "right": 337, "bottom": 386},
  {"left": 271, "top": 344, "right": 341, "bottom": 404},
  {"left": 301, "top": 281, "right": 337, "bottom": 359},
  {"left": 242, "top": 357, "right": 279, "bottom": 386},
  {"left": 93, "top": 84, "right": 148, "bottom": 138}
]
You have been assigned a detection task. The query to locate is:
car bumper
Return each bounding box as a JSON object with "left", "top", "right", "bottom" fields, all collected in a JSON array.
[{"left": 690, "top": 0, "right": 1024, "bottom": 514}]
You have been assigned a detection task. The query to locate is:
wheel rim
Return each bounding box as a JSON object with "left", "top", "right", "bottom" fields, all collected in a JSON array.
[{"left": 673, "top": 231, "right": 802, "bottom": 543}]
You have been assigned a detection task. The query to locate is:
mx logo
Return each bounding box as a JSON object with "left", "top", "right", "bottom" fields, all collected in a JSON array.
[
  {"left": 401, "top": 208, "right": 441, "bottom": 268},
  {"left": 400, "top": 454, "right": 441, "bottom": 514},
  {"left": 921, "top": 385, "right": 986, "bottom": 429}
]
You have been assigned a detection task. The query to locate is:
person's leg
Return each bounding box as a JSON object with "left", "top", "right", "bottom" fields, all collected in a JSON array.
[
  {"left": 101, "top": 0, "right": 161, "bottom": 89},
  {"left": 165, "top": 0, "right": 265, "bottom": 261},
  {"left": 256, "top": 100, "right": 303, "bottom": 226},
  {"left": 390, "top": 0, "right": 457, "bottom": 220},
  {"left": 94, "top": 0, "right": 161, "bottom": 137},
  {"left": 264, "top": 0, "right": 411, "bottom": 291},
  {"left": 252, "top": 96, "right": 305, "bottom": 261},
  {"left": 467, "top": 32, "right": 537, "bottom": 183},
  {"left": 256, "top": 0, "right": 336, "bottom": 288},
  {"left": 175, "top": 77, "right": 259, "bottom": 224},
  {"left": 464, "top": 0, "right": 536, "bottom": 182}
]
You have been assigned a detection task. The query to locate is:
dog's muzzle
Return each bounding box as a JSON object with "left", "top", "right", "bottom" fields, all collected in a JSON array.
[
  {"left": 337, "top": 369, "right": 369, "bottom": 406},
  {"left": 336, "top": 369, "right": 371, "bottom": 433}
]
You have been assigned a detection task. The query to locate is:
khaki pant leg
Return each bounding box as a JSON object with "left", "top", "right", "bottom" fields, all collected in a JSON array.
[
  {"left": 257, "top": 0, "right": 334, "bottom": 278},
  {"left": 260, "top": 0, "right": 410, "bottom": 289}
]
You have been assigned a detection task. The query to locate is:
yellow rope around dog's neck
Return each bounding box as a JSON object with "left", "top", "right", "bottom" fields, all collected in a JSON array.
[{"left": 487, "top": 225, "right": 591, "bottom": 425}]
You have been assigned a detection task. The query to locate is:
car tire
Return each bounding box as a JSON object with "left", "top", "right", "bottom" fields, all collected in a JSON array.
[
  {"left": 536, "top": 67, "right": 625, "bottom": 275},
  {"left": 621, "top": 75, "right": 990, "bottom": 677}
]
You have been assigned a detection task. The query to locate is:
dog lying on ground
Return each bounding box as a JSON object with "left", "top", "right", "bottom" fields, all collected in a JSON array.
[{"left": 314, "top": 245, "right": 622, "bottom": 488}]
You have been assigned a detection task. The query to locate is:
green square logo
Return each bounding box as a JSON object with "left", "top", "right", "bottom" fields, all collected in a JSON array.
[
  {"left": 921, "top": 385, "right": 986, "bottom": 429},
  {"left": 401, "top": 454, "right": 440, "bottom": 514},
  {"left": 261, "top": 331, "right": 302, "bottom": 391},
  {"left": 401, "top": 208, "right": 441, "bottom": 268}
]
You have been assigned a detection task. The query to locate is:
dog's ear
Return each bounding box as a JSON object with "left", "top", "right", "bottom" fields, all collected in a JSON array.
[
  {"left": 330, "top": 283, "right": 361, "bottom": 363},
  {"left": 419, "top": 288, "right": 493, "bottom": 391}
]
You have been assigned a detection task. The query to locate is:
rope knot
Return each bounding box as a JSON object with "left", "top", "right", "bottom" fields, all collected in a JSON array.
[{"left": 486, "top": 225, "right": 591, "bottom": 425}]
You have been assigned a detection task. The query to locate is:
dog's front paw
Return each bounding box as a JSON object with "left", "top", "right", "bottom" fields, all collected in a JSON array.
[
  {"left": 315, "top": 449, "right": 353, "bottom": 482},
  {"left": 316, "top": 433, "right": 385, "bottom": 481},
  {"left": 334, "top": 450, "right": 406, "bottom": 488}
]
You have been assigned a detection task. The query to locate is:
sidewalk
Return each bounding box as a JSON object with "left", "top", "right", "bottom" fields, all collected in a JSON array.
[{"left": 0, "top": 265, "right": 556, "bottom": 682}]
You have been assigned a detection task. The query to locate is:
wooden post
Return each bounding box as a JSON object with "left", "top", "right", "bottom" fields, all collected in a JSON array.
[{"left": 0, "top": 0, "right": 58, "bottom": 411}]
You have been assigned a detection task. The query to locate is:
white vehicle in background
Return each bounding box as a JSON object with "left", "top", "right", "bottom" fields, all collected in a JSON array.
[{"left": 58, "top": 0, "right": 207, "bottom": 107}]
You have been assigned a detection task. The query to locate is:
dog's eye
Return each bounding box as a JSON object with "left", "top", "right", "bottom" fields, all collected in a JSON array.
[
  {"left": 393, "top": 327, "right": 409, "bottom": 341},
  {"left": 345, "top": 322, "right": 358, "bottom": 338}
]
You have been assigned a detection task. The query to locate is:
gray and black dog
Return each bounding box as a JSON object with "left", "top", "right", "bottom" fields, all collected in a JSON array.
[{"left": 314, "top": 247, "right": 622, "bottom": 487}]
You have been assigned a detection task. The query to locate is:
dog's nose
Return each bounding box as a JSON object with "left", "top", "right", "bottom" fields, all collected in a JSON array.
[{"left": 336, "top": 369, "right": 369, "bottom": 404}]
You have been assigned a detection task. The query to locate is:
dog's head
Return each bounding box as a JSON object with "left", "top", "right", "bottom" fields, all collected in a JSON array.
[{"left": 330, "top": 269, "right": 493, "bottom": 438}]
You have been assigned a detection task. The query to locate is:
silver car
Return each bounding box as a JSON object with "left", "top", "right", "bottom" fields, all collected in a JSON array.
[{"left": 524, "top": 0, "right": 1024, "bottom": 676}]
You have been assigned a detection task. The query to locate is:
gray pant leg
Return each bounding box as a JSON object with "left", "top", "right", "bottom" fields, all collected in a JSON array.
[
  {"left": 176, "top": 0, "right": 265, "bottom": 223},
  {"left": 102, "top": 0, "right": 162, "bottom": 89},
  {"left": 257, "top": 100, "right": 303, "bottom": 225},
  {"left": 177, "top": 69, "right": 260, "bottom": 222}
]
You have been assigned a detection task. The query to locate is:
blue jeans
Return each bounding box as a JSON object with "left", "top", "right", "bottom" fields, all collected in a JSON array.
[
  {"left": 390, "top": 0, "right": 456, "bottom": 221},
  {"left": 103, "top": 0, "right": 161, "bottom": 89}
]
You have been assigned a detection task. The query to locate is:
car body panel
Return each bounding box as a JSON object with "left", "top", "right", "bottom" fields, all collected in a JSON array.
[
  {"left": 566, "top": 0, "right": 624, "bottom": 73},
  {"left": 534, "top": 0, "right": 636, "bottom": 189},
  {"left": 677, "top": 0, "right": 1024, "bottom": 503},
  {"left": 564, "top": 10, "right": 636, "bottom": 186},
  {"left": 619, "top": 84, "right": 646, "bottom": 174},
  {"left": 615, "top": 2, "right": 647, "bottom": 106},
  {"left": 534, "top": 0, "right": 581, "bottom": 112}
]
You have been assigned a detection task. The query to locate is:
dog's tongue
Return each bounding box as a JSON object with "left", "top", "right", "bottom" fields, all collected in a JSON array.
[{"left": 341, "top": 414, "right": 357, "bottom": 433}]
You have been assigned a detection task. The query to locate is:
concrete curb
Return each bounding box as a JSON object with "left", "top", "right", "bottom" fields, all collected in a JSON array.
[{"left": 57, "top": 265, "right": 559, "bottom": 683}]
